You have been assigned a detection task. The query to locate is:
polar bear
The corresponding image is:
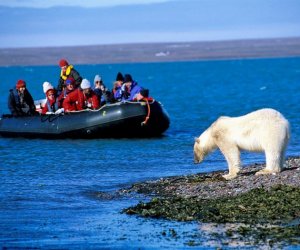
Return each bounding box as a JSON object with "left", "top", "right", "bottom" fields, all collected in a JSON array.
[{"left": 193, "top": 108, "right": 290, "bottom": 180}]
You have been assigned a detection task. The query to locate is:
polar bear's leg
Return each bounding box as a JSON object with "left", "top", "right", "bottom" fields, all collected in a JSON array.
[
  {"left": 219, "top": 144, "right": 241, "bottom": 180},
  {"left": 279, "top": 140, "right": 288, "bottom": 170},
  {"left": 256, "top": 150, "right": 282, "bottom": 175},
  {"left": 279, "top": 149, "right": 286, "bottom": 170}
]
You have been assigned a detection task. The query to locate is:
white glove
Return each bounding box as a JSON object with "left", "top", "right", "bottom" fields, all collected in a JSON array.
[
  {"left": 121, "top": 84, "right": 126, "bottom": 92},
  {"left": 55, "top": 108, "right": 64, "bottom": 115},
  {"left": 46, "top": 111, "right": 54, "bottom": 115}
]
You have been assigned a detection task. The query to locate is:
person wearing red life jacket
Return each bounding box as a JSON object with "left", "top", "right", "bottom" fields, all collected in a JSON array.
[
  {"left": 57, "top": 77, "right": 76, "bottom": 107},
  {"left": 41, "top": 82, "right": 60, "bottom": 114},
  {"left": 63, "top": 79, "right": 100, "bottom": 112}
]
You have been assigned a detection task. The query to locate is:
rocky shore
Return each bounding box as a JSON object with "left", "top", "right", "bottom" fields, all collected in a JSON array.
[
  {"left": 120, "top": 157, "right": 300, "bottom": 247},
  {"left": 121, "top": 157, "right": 300, "bottom": 199}
]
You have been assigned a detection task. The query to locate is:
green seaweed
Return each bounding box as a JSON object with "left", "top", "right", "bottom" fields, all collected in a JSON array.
[
  {"left": 124, "top": 185, "right": 300, "bottom": 224},
  {"left": 124, "top": 184, "right": 300, "bottom": 246}
]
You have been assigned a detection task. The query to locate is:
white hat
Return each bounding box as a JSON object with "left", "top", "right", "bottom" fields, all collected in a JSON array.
[
  {"left": 94, "top": 75, "right": 102, "bottom": 84},
  {"left": 81, "top": 79, "right": 91, "bottom": 89},
  {"left": 43, "top": 81, "right": 54, "bottom": 94}
]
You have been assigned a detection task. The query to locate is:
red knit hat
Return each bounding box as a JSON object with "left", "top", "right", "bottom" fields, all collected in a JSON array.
[
  {"left": 16, "top": 79, "right": 26, "bottom": 89},
  {"left": 59, "top": 59, "right": 69, "bottom": 67}
]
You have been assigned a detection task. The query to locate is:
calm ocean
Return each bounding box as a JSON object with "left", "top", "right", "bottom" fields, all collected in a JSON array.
[{"left": 1, "top": 57, "right": 300, "bottom": 248}]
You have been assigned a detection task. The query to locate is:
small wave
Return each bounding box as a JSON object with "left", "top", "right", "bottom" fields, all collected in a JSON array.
[{"left": 82, "top": 190, "right": 120, "bottom": 200}]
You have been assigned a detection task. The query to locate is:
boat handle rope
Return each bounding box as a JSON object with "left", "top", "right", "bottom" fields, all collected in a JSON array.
[
  {"left": 141, "top": 98, "right": 151, "bottom": 126},
  {"left": 41, "top": 114, "right": 61, "bottom": 123}
]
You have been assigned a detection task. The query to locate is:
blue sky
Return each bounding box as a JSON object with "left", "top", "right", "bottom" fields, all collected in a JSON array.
[{"left": 0, "top": 0, "right": 299, "bottom": 48}]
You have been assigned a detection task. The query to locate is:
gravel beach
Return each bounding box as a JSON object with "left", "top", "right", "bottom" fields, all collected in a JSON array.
[{"left": 121, "top": 157, "right": 300, "bottom": 199}]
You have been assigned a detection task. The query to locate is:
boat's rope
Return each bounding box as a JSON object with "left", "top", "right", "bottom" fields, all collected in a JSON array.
[
  {"left": 62, "top": 100, "right": 155, "bottom": 113},
  {"left": 41, "top": 114, "right": 61, "bottom": 123},
  {"left": 141, "top": 98, "right": 151, "bottom": 126},
  {"left": 39, "top": 100, "right": 154, "bottom": 125}
]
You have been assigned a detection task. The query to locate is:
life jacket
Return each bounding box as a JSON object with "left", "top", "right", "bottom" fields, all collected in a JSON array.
[
  {"left": 12, "top": 88, "right": 21, "bottom": 107},
  {"left": 143, "top": 97, "right": 154, "bottom": 102},
  {"left": 83, "top": 93, "right": 95, "bottom": 109},
  {"left": 46, "top": 99, "right": 59, "bottom": 113},
  {"left": 60, "top": 65, "right": 74, "bottom": 81},
  {"left": 12, "top": 88, "right": 30, "bottom": 113},
  {"left": 58, "top": 88, "right": 73, "bottom": 105}
]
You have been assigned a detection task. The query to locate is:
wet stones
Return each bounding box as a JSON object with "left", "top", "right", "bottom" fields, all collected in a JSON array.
[{"left": 122, "top": 157, "right": 300, "bottom": 246}]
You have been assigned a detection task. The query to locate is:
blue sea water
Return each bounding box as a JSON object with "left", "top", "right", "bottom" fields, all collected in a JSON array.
[{"left": 0, "top": 57, "right": 300, "bottom": 249}]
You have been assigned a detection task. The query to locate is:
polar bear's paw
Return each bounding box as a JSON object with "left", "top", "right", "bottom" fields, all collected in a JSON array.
[
  {"left": 255, "top": 169, "right": 274, "bottom": 175},
  {"left": 222, "top": 173, "right": 237, "bottom": 180}
]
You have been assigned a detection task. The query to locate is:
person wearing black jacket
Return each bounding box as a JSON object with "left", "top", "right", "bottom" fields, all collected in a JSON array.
[
  {"left": 93, "top": 74, "right": 112, "bottom": 105},
  {"left": 57, "top": 58, "right": 82, "bottom": 94},
  {"left": 8, "top": 79, "right": 37, "bottom": 117}
]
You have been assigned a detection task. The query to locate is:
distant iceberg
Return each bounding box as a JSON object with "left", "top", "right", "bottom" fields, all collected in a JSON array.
[{"left": 155, "top": 51, "right": 170, "bottom": 57}]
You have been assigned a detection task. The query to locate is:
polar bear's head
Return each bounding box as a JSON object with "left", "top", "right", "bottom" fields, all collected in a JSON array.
[{"left": 193, "top": 137, "right": 206, "bottom": 164}]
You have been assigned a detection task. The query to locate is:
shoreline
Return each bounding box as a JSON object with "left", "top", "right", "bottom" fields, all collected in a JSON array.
[
  {"left": 1, "top": 37, "right": 300, "bottom": 67},
  {"left": 120, "top": 157, "right": 300, "bottom": 200},
  {"left": 120, "top": 157, "right": 300, "bottom": 247}
]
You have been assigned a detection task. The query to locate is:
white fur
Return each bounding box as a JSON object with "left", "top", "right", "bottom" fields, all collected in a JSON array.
[{"left": 194, "top": 108, "right": 290, "bottom": 180}]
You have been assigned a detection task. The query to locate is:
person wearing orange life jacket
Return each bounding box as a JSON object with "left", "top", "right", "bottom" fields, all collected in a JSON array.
[
  {"left": 63, "top": 79, "right": 100, "bottom": 112},
  {"left": 41, "top": 82, "right": 61, "bottom": 114},
  {"left": 57, "top": 59, "right": 82, "bottom": 94}
]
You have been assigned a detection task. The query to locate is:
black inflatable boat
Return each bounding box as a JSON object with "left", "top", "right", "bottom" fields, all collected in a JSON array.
[{"left": 0, "top": 100, "right": 170, "bottom": 139}]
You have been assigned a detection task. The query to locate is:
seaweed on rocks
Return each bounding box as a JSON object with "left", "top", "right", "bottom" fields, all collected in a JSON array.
[
  {"left": 124, "top": 185, "right": 300, "bottom": 224},
  {"left": 122, "top": 157, "right": 300, "bottom": 246}
]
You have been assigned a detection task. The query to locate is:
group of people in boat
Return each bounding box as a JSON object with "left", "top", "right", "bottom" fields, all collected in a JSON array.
[{"left": 8, "top": 59, "right": 150, "bottom": 117}]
